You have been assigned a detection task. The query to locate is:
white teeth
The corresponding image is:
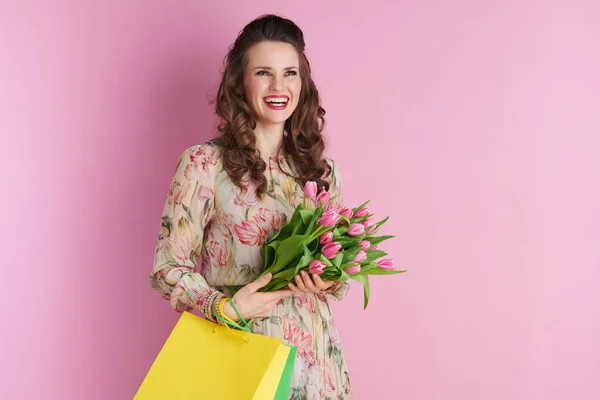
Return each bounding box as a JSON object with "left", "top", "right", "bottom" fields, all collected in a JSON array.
[{"left": 265, "top": 98, "right": 288, "bottom": 103}]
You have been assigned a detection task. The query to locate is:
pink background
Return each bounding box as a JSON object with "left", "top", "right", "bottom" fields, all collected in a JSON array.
[{"left": 2, "top": 1, "right": 599, "bottom": 399}]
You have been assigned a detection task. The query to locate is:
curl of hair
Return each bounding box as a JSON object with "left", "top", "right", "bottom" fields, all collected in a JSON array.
[{"left": 211, "top": 14, "right": 332, "bottom": 197}]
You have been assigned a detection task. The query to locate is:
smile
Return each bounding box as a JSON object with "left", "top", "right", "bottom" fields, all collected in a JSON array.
[{"left": 264, "top": 96, "right": 289, "bottom": 110}]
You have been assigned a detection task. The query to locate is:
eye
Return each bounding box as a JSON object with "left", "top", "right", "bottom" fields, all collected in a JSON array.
[
  {"left": 257, "top": 70, "right": 271, "bottom": 76},
  {"left": 285, "top": 70, "right": 298, "bottom": 76}
]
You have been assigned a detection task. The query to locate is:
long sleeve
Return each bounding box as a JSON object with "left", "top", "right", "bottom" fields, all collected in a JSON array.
[
  {"left": 149, "top": 143, "right": 223, "bottom": 314},
  {"left": 324, "top": 158, "right": 351, "bottom": 301}
]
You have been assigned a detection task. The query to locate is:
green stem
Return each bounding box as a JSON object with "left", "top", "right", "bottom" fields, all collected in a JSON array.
[{"left": 308, "top": 225, "right": 328, "bottom": 243}]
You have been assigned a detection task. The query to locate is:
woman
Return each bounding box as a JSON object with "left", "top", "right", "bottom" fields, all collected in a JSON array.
[{"left": 150, "top": 14, "right": 353, "bottom": 399}]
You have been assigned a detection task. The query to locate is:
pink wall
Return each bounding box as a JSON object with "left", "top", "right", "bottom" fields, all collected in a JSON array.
[{"left": 2, "top": 1, "right": 599, "bottom": 399}]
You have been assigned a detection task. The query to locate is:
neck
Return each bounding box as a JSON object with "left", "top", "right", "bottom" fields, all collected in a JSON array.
[{"left": 253, "top": 121, "right": 285, "bottom": 159}]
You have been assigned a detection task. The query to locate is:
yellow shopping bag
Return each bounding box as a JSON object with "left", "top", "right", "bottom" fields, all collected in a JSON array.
[{"left": 134, "top": 311, "right": 296, "bottom": 400}]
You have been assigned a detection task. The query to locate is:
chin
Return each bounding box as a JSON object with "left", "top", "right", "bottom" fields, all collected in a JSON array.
[{"left": 259, "top": 114, "right": 293, "bottom": 126}]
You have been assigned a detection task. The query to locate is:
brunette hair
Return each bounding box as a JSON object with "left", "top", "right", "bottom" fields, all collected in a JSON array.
[{"left": 211, "top": 14, "right": 332, "bottom": 197}]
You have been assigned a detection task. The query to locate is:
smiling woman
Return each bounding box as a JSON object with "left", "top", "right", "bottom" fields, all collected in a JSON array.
[
  {"left": 243, "top": 42, "right": 301, "bottom": 120},
  {"left": 150, "top": 14, "right": 353, "bottom": 399}
]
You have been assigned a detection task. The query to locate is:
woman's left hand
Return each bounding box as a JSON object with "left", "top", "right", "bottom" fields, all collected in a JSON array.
[{"left": 288, "top": 270, "right": 335, "bottom": 294}]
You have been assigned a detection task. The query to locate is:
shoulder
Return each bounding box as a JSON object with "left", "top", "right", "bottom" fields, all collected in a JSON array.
[{"left": 173, "top": 141, "right": 223, "bottom": 178}]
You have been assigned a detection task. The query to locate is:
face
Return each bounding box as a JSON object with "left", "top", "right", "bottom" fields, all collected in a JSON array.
[{"left": 242, "top": 41, "right": 302, "bottom": 128}]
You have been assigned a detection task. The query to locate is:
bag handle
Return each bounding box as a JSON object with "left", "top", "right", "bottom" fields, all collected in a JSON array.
[{"left": 211, "top": 298, "right": 255, "bottom": 335}]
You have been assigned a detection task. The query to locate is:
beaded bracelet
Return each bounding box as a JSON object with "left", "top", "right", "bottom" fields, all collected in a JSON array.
[
  {"left": 208, "top": 293, "right": 226, "bottom": 322},
  {"left": 200, "top": 291, "right": 219, "bottom": 319}
]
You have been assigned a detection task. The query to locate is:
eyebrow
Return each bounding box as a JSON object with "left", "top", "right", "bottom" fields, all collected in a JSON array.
[{"left": 252, "top": 66, "right": 299, "bottom": 71}]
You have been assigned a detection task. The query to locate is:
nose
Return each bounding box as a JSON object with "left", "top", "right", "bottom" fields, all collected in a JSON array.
[{"left": 269, "top": 74, "right": 284, "bottom": 91}]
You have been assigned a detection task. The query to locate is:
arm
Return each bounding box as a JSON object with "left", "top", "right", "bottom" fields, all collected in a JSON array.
[{"left": 149, "top": 144, "right": 225, "bottom": 319}]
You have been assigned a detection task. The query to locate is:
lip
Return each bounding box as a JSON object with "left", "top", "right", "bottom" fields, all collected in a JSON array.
[{"left": 263, "top": 96, "right": 290, "bottom": 111}]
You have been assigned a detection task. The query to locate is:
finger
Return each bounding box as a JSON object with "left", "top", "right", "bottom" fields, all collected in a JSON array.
[
  {"left": 288, "top": 282, "right": 301, "bottom": 292},
  {"left": 294, "top": 274, "right": 307, "bottom": 292},
  {"left": 245, "top": 272, "right": 272, "bottom": 293},
  {"left": 312, "top": 274, "right": 329, "bottom": 291},
  {"left": 301, "top": 271, "right": 318, "bottom": 293},
  {"left": 271, "top": 288, "right": 294, "bottom": 300}
]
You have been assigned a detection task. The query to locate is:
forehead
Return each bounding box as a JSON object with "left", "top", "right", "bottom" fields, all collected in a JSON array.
[{"left": 245, "top": 41, "right": 300, "bottom": 69}]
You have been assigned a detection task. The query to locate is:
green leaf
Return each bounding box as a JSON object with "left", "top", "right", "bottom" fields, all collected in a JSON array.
[
  {"left": 320, "top": 269, "right": 339, "bottom": 281},
  {"left": 336, "top": 237, "right": 362, "bottom": 249},
  {"left": 266, "top": 280, "right": 292, "bottom": 292},
  {"left": 263, "top": 241, "right": 279, "bottom": 269},
  {"left": 269, "top": 235, "right": 309, "bottom": 274},
  {"left": 291, "top": 220, "right": 306, "bottom": 235},
  {"left": 338, "top": 269, "right": 350, "bottom": 282},
  {"left": 276, "top": 223, "right": 295, "bottom": 242},
  {"left": 280, "top": 206, "right": 307, "bottom": 238},
  {"left": 351, "top": 273, "right": 371, "bottom": 309},
  {"left": 357, "top": 262, "right": 379, "bottom": 273},
  {"left": 352, "top": 200, "right": 371, "bottom": 212},
  {"left": 321, "top": 267, "right": 348, "bottom": 282},
  {"left": 349, "top": 215, "right": 372, "bottom": 225},
  {"left": 331, "top": 253, "right": 344, "bottom": 268},
  {"left": 368, "top": 235, "right": 395, "bottom": 246},
  {"left": 304, "top": 207, "right": 323, "bottom": 235},
  {"left": 364, "top": 268, "right": 407, "bottom": 275},
  {"left": 272, "top": 267, "right": 297, "bottom": 281},
  {"left": 339, "top": 216, "right": 351, "bottom": 225},
  {"left": 365, "top": 249, "right": 387, "bottom": 262},
  {"left": 341, "top": 245, "right": 363, "bottom": 264},
  {"left": 375, "top": 216, "right": 389, "bottom": 227},
  {"left": 298, "top": 209, "right": 314, "bottom": 225},
  {"left": 294, "top": 244, "right": 314, "bottom": 273}
]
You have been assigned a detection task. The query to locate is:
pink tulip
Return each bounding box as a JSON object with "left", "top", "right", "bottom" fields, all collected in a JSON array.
[
  {"left": 324, "top": 203, "right": 338, "bottom": 214},
  {"left": 354, "top": 251, "right": 367, "bottom": 262},
  {"left": 318, "top": 211, "right": 340, "bottom": 228},
  {"left": 362, "top": 218, "right": 374, "bottom": 227},
  {"left": 372, "top": 245, "right": 380, "bottom": 251},
  {"left": 339, "top": 207, "right": 353, "bottom": 219},
  {"left": 309, "top": 260, "right": 326, "bottom": 275},
  {"left": 304, "top": 181, "right": 317, "bottom": 199},
  {"left": 359, "top": 240, "right": 371, "bottom": 251},
  {"left": 345, "top": 263, "right": 361, "bottom": 275},
  {"left": 354, "top": 208, "right": 370, "bottom": 217},
  {"left": 338, "top": 207, "right": 353, "bottom": 225},
  {"left": 316, "top": 191, "right": 331, "bottom": 204},
  {"left": 348, "top": 223, "right": 365, "bottom": 236},
  {"left": 378, "top": 259, "right": 396, "bottom": 270},
  {"left": 319, "top": 231, "right": 333, "bottom": 245},
  {"left": 322, "top": 242, "right": 341, "bottom": 259}
]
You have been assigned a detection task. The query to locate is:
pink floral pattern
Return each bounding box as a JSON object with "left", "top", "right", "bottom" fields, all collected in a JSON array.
[{"left": 150, "top": 142, "right": 352, "bottom": 399}]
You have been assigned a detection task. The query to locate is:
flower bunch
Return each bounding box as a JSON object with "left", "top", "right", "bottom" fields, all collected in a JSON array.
[{"left": 257, "top": 181, "right": 406, "bottom": 309}]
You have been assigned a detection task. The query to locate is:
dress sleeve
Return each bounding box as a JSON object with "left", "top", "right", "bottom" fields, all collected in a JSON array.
[
  {"left": 324, "top": 159, "right": 351, "bottom": 301},
  {"left": 149, "top": 144, "right": 224, "bottom": 316}
]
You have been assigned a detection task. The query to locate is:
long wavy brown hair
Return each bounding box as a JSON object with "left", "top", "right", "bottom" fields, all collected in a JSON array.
[{"left": 211, "top": 14, "right": 332, "bottom": 198}]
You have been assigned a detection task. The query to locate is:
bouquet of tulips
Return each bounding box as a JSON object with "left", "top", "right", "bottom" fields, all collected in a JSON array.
[{"left": 257, "top": 181, "right": 406, "bottom": 309}]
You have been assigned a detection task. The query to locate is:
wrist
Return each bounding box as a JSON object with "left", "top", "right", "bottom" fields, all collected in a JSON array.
[
  {"left": 324, "top": 281, "right": 341, "bottom": 294},
  {"left": 223, "top": 301, "right": 240, "bottom": 321}
]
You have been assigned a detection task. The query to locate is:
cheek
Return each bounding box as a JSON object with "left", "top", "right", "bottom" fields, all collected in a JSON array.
[
  {"left": 293, "top": 80, "right": 302, "bottom": 96},
  {"left": 292, "top": 81, "right": 302, "bottom": 105},
  {"left": 244, "top": 77, "right": 267, "bottom": 97}
]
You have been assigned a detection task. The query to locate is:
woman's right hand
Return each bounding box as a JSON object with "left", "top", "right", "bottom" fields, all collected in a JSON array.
[{"left": 223, "top": 272, "right": 294, "bottom": 321}]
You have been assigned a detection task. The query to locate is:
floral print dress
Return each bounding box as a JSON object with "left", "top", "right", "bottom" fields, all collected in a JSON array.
[{"left": 150, "top": 141, "right": 353, "bottom": 399}]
